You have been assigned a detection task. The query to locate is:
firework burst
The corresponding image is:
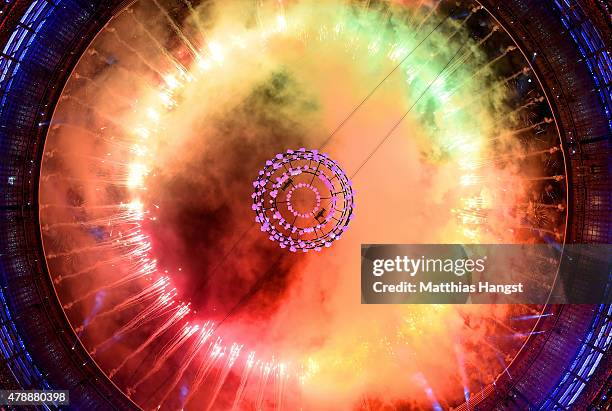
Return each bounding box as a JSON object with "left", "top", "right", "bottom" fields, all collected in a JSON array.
[{"left": 39, "top": 0, "right": 567, "bottom": 409}]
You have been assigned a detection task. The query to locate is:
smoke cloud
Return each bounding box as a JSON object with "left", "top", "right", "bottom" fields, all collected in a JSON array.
[{"left": 39, "top": 0, "right": 565, "bottom": 409}]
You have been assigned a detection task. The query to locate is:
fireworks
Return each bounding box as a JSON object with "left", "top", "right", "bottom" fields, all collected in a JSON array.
[{"left": 38, "top": 0, "right": 567, "bottom": 409}]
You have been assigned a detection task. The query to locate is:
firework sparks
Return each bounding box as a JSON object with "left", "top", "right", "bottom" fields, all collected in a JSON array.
[{"left": 39, "top": 0, "right": 567, "bottom": 409}]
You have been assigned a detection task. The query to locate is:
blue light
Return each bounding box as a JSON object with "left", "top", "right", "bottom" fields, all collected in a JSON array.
[
  {"left": 553, "top": 0, "right": 612, "bottom": 133},
  {"left": 0, "top": 0, "right": 63, "bottom": 391},
  {"left": 539, "top": 4, "right": 612, "bottom": 406}
]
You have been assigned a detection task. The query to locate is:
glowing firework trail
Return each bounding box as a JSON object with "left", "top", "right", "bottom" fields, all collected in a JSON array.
[
  {"left": 501, "top": 118, "right": 554, "bottom": 137},
  {"left": 117, "top": 238, "right": 152, "bottom": 258},
  {"left": 482, "top": 336, "right": 512, "bottom": 358},
  {"left": 514, "top": 226, "right": 560, "bottom": 238},
  {"left": 501, "top": 96, "right": 546, "bottom": 119},
  {"left": 179, "top": 0, "right": 208, "bottom": 42},
  {"left": 511, "top": 330, "right": 547, "bottom": 338},
  {"left": 404, "top": 0, "right": 427, "bottom": 30},
  {"left": 56, "top": 235, "right": 152, "bottom": 284},
  {"left": 41, "top": 167, "right": 133, "bottom": 187},
  {"left": 45, "top": 242, "right": 117, "bottom": 259},
  {"left": 183, "top": 338, "right": 226, "bottom": 407},
  {"left": 48, "top": 225, "right": 147, "bottom": 261},
  {"left": 231, "top": 351, "right": 257, "bottom": 411},
  {"left": 129, "top": 323, "right": 199, "bottom": 394},
  {"left": 511, "top": 312, "right": 554, "bottom": 321},
  {"left": 85, "top": 48, "right": 158, "bottom": 89},
  {"left": 90, "top": 292, "right": 175, "bottom": 355},
  {"left": 411, "top": 0, "right": 442, "bottom": 36},
  {"left": 45, "top": 122, "right": 100, "bottom": 139},
  {"left": 105, "top": 28, "right": 165, "bottom": 77},
  {"left": 54, "top": 253, "right": 119, "bottom": 282},
  {"left": 75, "top": 277, "right": 170, "bottom": 332},
  {"left": 72, "top": 72, "right": 136, "bottom": 105},
  {"left": 433, "top": 24, "right": 499, "bottom": 87},
  {"left": 445, "top": 7, "right": 477, "bottom": 42},
  {"left": 61, "top": 95, "right": 132, "bottom": 131},
  {"left": 275, "top": 362, "right": 289, "bottom": 411},
  {"left": 127, "top": 11, "right": 187, "bottom": 73},
  {"left": 110, "top": 303, "right": 190, "bottom": 378},
  {"left": 56, "top": 253, "right": 139, "bottom": 284},
  {"left": 151, "top": 0, "right": 200, "bottom": 57},
  {"left": 454, "top": 67, "right": 531, "bottom": 111},
  {"left": 62, "top": 258, "right": 156, "bottom": 309},
  {"left": 256, "top": 360, "right": 275, "bottom": 410},
  {"left": 476, "top": 146, "right": 560, "bottom": 168},
  {"left": 203, "top": 343, "right": 243, "bottom": 411},
  {"left": 155, "top": 323, "right": 216, "bottom": 408},
  {"left": 448, "top": 46, "right": 518, "bottom": 96},
  {"left": 411, "top": 13, "right": 482, "bottom": 78}
]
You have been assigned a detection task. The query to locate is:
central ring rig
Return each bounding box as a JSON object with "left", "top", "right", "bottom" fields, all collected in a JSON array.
[
  {"left": 286, "top": 183, "right": 321, "bottom": 219},
  {"left": 252, "top": 148, "right": 354, "bottom": 252}
]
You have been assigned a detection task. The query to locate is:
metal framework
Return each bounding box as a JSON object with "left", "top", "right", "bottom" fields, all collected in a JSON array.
[{"left": 252, "top": 149, "right": 355, "bottom": 252}]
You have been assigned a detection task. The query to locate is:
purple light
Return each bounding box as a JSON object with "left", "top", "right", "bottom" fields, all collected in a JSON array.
[{"left": 252, "top": 149, "right": 354, "bottom": 252}]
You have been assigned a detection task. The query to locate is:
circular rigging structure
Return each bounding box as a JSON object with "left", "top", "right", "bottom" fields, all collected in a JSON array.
[
  {"left": 253, "top": 148, "right": 354, "bottom": 252},
  {"left": 0, "top": 0, "right": 608, "bottom": 410}
]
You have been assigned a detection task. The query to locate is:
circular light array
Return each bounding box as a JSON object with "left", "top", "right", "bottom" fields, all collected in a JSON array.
[{"left": 252, "top": 149, "right": 354, "bottom": 252}]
